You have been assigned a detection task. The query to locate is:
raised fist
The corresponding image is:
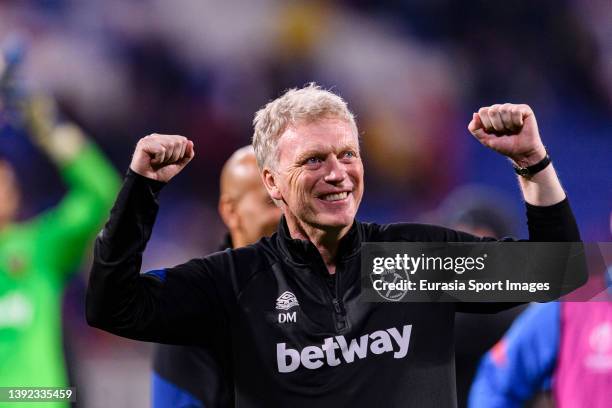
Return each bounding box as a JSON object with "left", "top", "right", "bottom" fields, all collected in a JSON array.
[
  {"left": 130, "top": 134, "right": 195, "bottom": 182},
  {"left": 468, "top": 104, "right": 547, "bottom": 168}
]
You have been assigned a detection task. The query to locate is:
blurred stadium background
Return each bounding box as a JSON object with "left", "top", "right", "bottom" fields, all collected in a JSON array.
[{"left": 0, "top": 0, "right": 610, "bottom": 406}]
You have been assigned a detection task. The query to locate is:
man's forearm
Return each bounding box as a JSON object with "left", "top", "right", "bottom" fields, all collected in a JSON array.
[
  {"left": 86, "top": 170, "right": 165, "bottom": 336},
  {"left": 87, "top": 134, "right": 200, "bottom": 343},
  {"left": 518, "top": 163, "right": 566, "bottom": 207},
  {"left": 86, "top": 169, "right": 222, "bottom": 345}
]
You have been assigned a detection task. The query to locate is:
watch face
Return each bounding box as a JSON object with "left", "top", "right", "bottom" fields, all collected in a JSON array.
[
  {"left": 513, "top": 164, "right": 529, "bottom": 176},
  {"left": 518, "top": 167, "right": 530, "bottom": 176}
]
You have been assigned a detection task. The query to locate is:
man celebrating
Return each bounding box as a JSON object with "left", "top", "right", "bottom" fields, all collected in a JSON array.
[
  {"left": 0, "top": 92, "right": 120, "bottom": 405},
  {"left": 87, "top": 84, "right": 579, "bottom": 407},
  {"left": 152, "top": 146, "right": 281, "bottom": 408}
]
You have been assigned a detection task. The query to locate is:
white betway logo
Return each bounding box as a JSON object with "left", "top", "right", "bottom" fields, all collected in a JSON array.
[{"left": 276, "top": 325, "right": 412, "bottom": 373}]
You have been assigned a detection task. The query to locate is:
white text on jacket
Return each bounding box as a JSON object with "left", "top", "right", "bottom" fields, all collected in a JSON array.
[{"left": 277, "top": 325, "right": 412, "bottom": 373}]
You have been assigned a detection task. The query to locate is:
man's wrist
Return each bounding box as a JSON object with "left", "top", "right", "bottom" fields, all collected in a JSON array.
[
  {"left": 512, "top": 153, "right": 551, "bottom": 178},
  {"left": 126, "top": 167, "right": 167, "bottom": 193},
  {"left": 510, "top": 147, "right": 547, "bottom": 168}
]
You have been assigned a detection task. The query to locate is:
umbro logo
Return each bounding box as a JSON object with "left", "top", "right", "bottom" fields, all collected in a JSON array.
[{"left": 276, "top": 291, "right": 299, "bottom": 311}]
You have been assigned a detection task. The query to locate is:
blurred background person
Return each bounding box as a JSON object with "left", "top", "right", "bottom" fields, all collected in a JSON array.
[
  {"left": 152, "top": 146, "right": 281, "bottom": 408},
  {"left": 422, "top": 184, "right": 527, "bottom": 408},
  {"left": 0, "top": 47, "right": 120, "bottom": 406},
  {"left": 468, "top": 213, "right": 612, "bottom": 408}
]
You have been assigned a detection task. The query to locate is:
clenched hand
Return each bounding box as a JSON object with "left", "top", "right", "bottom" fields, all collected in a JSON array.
[
  {"left": 468, "top": 104, "right": 547, "bottom": 168},
  {"left": 130, "top": 134, "right": 195, "bottom": 182}
]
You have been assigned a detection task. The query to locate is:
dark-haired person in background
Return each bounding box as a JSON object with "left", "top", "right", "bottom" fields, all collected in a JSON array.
[{"left": 428, "top": 185, "right": 527, "bottom": 408}]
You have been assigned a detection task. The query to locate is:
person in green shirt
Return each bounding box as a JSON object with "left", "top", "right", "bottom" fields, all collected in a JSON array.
[{"left": 0, "top": 87, "right": 120, "bottom": 406}]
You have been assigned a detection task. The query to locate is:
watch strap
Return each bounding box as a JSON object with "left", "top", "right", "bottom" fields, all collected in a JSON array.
[{"left": 513, "top": 153, "right": 551, "bottom": 177}]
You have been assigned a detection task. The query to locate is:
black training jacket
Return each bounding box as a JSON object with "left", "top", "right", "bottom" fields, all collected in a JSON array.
[
  {"left": 152, "top": 234, "right": 235, "bottom": 407},
  {"left": 86, "top": 170, "right": 580, "bottom": 408}
]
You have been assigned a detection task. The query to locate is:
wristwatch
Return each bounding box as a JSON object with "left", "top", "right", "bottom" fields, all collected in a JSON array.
[{"left": 512, "top": 153, "right": 551, "bottom": 177}]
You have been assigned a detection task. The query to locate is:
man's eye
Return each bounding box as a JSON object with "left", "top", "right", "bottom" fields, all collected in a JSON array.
[
  {"left": 305, "top": 157, "right": 322, "bottom": 165},
  {"left": 342, "top": 151, "right": 356, "bottom": 159}
]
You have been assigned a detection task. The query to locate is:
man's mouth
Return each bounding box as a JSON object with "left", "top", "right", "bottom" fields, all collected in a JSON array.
[{"left": 320, "top": 192, "right": 349, "bottom": 202}]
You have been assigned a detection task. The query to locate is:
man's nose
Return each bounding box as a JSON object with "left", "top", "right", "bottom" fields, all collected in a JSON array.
[{"left": 323, "top": 157, "right": 347, "bottom": 183}]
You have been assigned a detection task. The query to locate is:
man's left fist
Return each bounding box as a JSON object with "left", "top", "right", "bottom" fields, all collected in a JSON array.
[{"left": 468, "top": 103, "right": 547, "bottom": 168}]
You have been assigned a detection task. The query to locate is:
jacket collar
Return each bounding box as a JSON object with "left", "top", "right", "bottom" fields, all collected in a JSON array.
[{"left": 275, "top": 215, "right": 362, "bottom": 266}]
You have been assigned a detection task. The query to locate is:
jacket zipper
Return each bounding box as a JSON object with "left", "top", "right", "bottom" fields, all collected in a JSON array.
[
  {"left": 320, "top": 264, "right": 348, "bottom": 333},
  {"left": 309, "top": 245, "right": 349, "bottom": 333},
  {"left": 332, "top": 261, "right": 348, "bottom": 332}
]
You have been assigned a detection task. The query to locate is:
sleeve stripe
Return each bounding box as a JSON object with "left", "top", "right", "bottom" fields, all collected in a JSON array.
[{"left": 144, "top": 269, "right": 167, "bottom": 283}]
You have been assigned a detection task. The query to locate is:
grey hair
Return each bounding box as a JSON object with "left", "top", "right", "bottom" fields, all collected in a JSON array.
[{"left": 252, "top": 83, "right": 357, "bottom": 170}]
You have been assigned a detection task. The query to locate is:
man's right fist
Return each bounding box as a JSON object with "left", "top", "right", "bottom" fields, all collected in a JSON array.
[{"left": 130, "top": 134, "right": 195, "bottom": 182}]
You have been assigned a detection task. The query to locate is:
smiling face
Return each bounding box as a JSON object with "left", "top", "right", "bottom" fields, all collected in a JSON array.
[{"left": 263, "top": 117, "right": 364, "bottom": 234}]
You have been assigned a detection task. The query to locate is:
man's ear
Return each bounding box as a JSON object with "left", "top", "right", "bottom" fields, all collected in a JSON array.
[
  {"left": 262, "top": 168, "right": 282, "bottom": 201},
  {"left": 218, "top": 195, "right": 239, "bottom": 230}
]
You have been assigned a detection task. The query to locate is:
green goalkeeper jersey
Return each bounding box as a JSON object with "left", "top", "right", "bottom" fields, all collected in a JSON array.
[{"left": 0, "top": 144, "right": 119, "bottom": 407}]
